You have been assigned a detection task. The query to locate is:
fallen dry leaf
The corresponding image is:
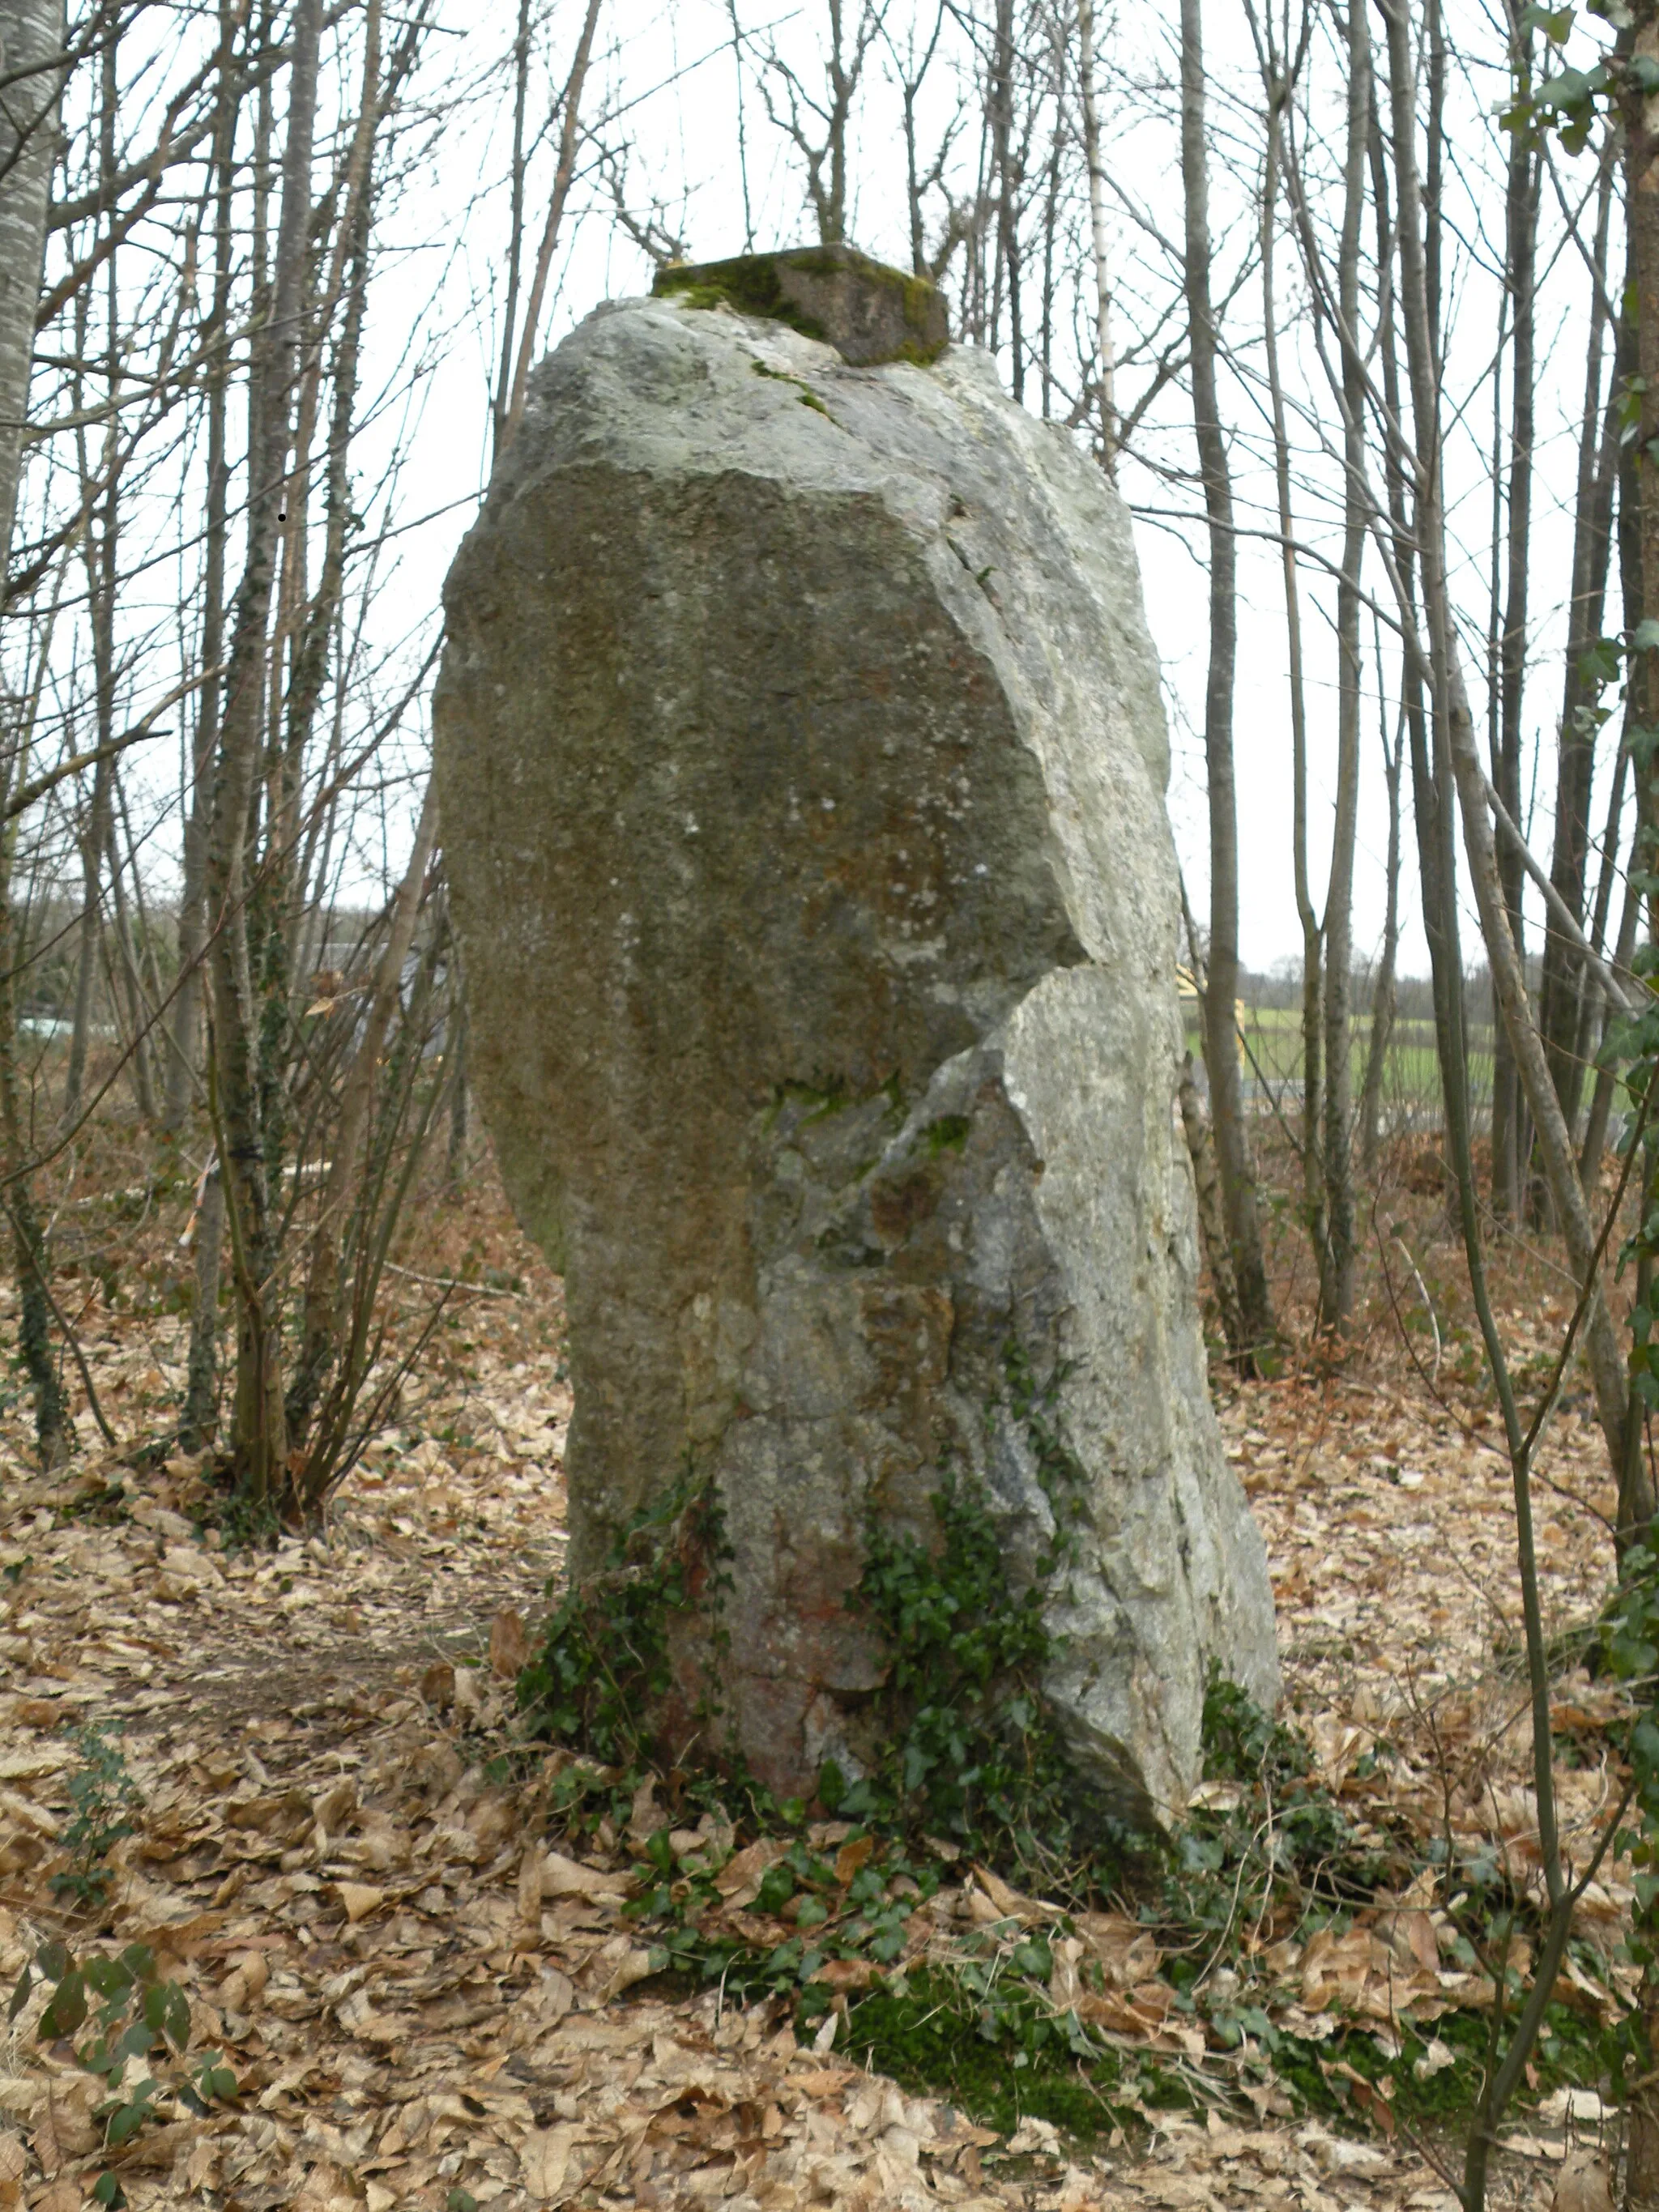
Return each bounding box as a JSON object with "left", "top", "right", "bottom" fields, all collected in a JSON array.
[
  {"left": 538, "top": 1848, "right": 629, "bottom": 1904},
  {"left": 1553, "top": 2150, "right": 1615, "bottom": 2212},
  {"left": 522, "top": 2121, "right": 582, "bottom": 2201},
  {"left": 0, "top": 1141, "right": 1625, "bottom": 2212},
  {"left": 489, "top": 1604, "right": 529, "bottom": 1677}
]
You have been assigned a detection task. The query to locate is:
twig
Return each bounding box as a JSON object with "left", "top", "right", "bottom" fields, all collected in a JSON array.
[
  {"left": 382, "top": 1259, "right": 522, "bottom": 1299},
  {"left": 1392, "top": 1234, "right": 1442, "bottom": 1383}
]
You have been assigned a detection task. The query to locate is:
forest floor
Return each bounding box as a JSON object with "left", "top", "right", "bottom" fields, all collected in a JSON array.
[{"left": 0, "top": 1132, "right": 1640, "bottom": 2210}]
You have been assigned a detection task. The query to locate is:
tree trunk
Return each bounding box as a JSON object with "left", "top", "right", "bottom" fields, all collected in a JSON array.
[
  {"left": 1180, "top": 0, "right": 1273, "bottom": 1369},
  {"left": 1370, "top": 67, "right": 1450, "bottom": 1223},
  {"left": 1621, "top": 0, "right": 1659, "bottom": 1558},
  {"left": 1581, "top": 330, "right": 1647, "bottom": 1197},
  {"left": 205, "top": 0, "right": 322, "bottom": 1504},
  {"left": 1491, "top": 75, "right": 1537, "bottom": 1222},
  {"left": 1538, "top": 143, "right": 1620, "bottom": 1136},
  {"left": 501, "top": 0, "right": 603, "bottom": 447},
  {"left": 0, "top": 831, "right": 66, "bottom": 1465},
  {"left": 1321, "top": 0, "right": 1367, "bottom": 1332},
  {"left": 62, "top": 23, "right": 119, "bottom": 1134},
  {"left": 1382, "top": 2, "right": 1631, "bottom": 1529},
  {"left": 0, "top": 0, "right": 63, "bottom": 581},
  {"left": 1360, "top": 687, "right": 1404, "bottom": 1178},
  {"left": 492, "top": 0, "right": 532, "bottom": 458},
  {"left": 181, "top": 1159, "right": 224, "bottom": 1451},
  {"left": 1179, "top": 1050, "right": 1243, "bottom": 1355},
  {"left": 988, "top": 0, "right": 1021, "bottom": 401},
  {"left": 287, "top": 777, "right": 436, "bottom": 1452},
  {"left": 1076, "top": 0, "right": 1115, "bottom": 469},
  {"left": 446, "top": 989, "right": 469, "bottom": 1195},
  {"left": 1254, "top": 33, "right": 1324, "bottom": 1295},
  {"left": 0, "top": 0, "right": 69, "bottom": 1464},
  {"left": 104, "top": 809, "right": 158, "bottom": 1123},
  {"left": 166, "top": 0, "right": 243, "bottom": 1136},
  {"left": 62, "top": 750, "right": 112, "bottom": 1124}
]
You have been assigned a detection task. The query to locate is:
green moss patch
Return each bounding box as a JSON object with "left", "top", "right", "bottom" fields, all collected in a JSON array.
[
  {"left": 843, "top": 1968, "right": 1125, "bottom": 2137},
  {"left": 656, "top": 256, "right": 829, "bottom": 340},
  {"left": 752, "top": 358, "right": 831, "bottom": 417},
  {"left": 921, "top": 1114, "right": 971, "bottom": 1155},
  {"left": 653, "top": 246, "right": 949, "bottom": 366}
]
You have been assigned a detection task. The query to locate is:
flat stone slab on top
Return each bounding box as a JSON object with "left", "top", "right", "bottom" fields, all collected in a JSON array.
[{"left": 651, "top": 244, "right": 949, "bottom": 367}]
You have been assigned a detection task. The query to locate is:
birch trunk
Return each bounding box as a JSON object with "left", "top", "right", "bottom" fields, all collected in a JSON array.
[
  {"left": 0, "top": 0, "right": 63, "bottom": 585},
  {"left": 1076, "top": 0, "right": 1115, "bottom": 469},
  {"left": 0, "top": 0, "right": 67, "bottom": 1462}
]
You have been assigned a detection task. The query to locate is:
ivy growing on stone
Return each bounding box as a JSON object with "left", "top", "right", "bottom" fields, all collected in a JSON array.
[{"left": 515, "top": 1468, "right": 726, "bottom": 1771}]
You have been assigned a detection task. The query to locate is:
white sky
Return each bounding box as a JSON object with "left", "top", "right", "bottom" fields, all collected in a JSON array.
[
  {"left": 356, "top": 0, "right": 1617, "bottom": 985},
  {"left": 28, "top": 0, "right": 1616, "bottom": 986}
]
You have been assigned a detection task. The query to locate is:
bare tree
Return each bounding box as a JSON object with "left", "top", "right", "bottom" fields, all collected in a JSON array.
[
  {"left": 1318, "top": 0, "right": 1368, "bottom": 1330},
  {"left": 1537, "top": 137, "right": 1620, "bottom": 1143},
  {"left": 1180, "top": 0, "right": 1273, "bottom": 1369},
  {"left": 501, "top": 0, "right": 603, "bottom": 448},
  {"left": 1248, "top": 3, "right": 1324, "bottom": 1303},
  {"left": 750, "top": 0, "right": 888, "bottom": 248},
  {"left": 1488, "top": 15, "right": 1540, "bottom": 1221},
  {"left": 203, "top": 0, "right": 321, "bottom": 1501}
]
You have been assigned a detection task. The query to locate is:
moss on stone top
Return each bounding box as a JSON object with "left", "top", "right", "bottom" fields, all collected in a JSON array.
[{"left": 654, "top": 245, "right": 949, "bottom": 367}]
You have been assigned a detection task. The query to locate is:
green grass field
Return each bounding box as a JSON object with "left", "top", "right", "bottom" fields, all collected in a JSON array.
[{"left": 1180, "top": 1001, "right": 1494, "bottom": 1117}]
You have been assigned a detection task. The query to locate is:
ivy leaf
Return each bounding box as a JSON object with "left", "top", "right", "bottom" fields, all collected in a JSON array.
[
  {"left": 83, "top": 1956, "right": 132, "bottom": 2001},
  {"left": 40, "top": 1970, "right": 87, "bottom": 2039},
  {"left": 1579, "top": 635, "right": 1622, "bottom": 685},
  {"left": 104, "top": 2086, "right": 156, "bottom": 2149}
]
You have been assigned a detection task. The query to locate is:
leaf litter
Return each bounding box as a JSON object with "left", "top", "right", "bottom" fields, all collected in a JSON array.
[{"left": 0, "top": 1166, "right": 1638, "bottom": 2210}]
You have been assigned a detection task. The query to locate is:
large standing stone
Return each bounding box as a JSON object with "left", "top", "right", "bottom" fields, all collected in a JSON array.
[{"left": 434, "top": 265, "right": 1278, "bottom": 1827}]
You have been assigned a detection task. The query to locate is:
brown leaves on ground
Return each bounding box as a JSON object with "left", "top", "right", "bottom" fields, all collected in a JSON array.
[{"left": 0, "top": 1159, "right": 1637, "bottom": 2207}]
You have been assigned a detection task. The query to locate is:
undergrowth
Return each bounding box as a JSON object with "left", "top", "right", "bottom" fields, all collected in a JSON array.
[
  {"left": 52, "top": 1720, "right": 141, "bottom": 1910},
  {"left": 8, "top": 1937, "right": 238, "bottom": 2205},
  {"left": 510, "top": 1358, "right": 1617, "bottom": 2151}
]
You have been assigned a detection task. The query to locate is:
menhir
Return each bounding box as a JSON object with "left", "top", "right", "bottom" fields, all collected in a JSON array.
[{"left": 434, "top": 249, "right": 1279, "bottom": 1831}]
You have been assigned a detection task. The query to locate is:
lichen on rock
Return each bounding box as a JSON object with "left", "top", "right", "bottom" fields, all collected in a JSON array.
[{"left": 435, "top": 284, "right": 1279, "bottom": 1831}]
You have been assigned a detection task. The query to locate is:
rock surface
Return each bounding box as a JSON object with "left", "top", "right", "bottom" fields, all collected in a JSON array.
[{"left": 435, "top": 275, "right": 1279, "bottom": 1826}]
